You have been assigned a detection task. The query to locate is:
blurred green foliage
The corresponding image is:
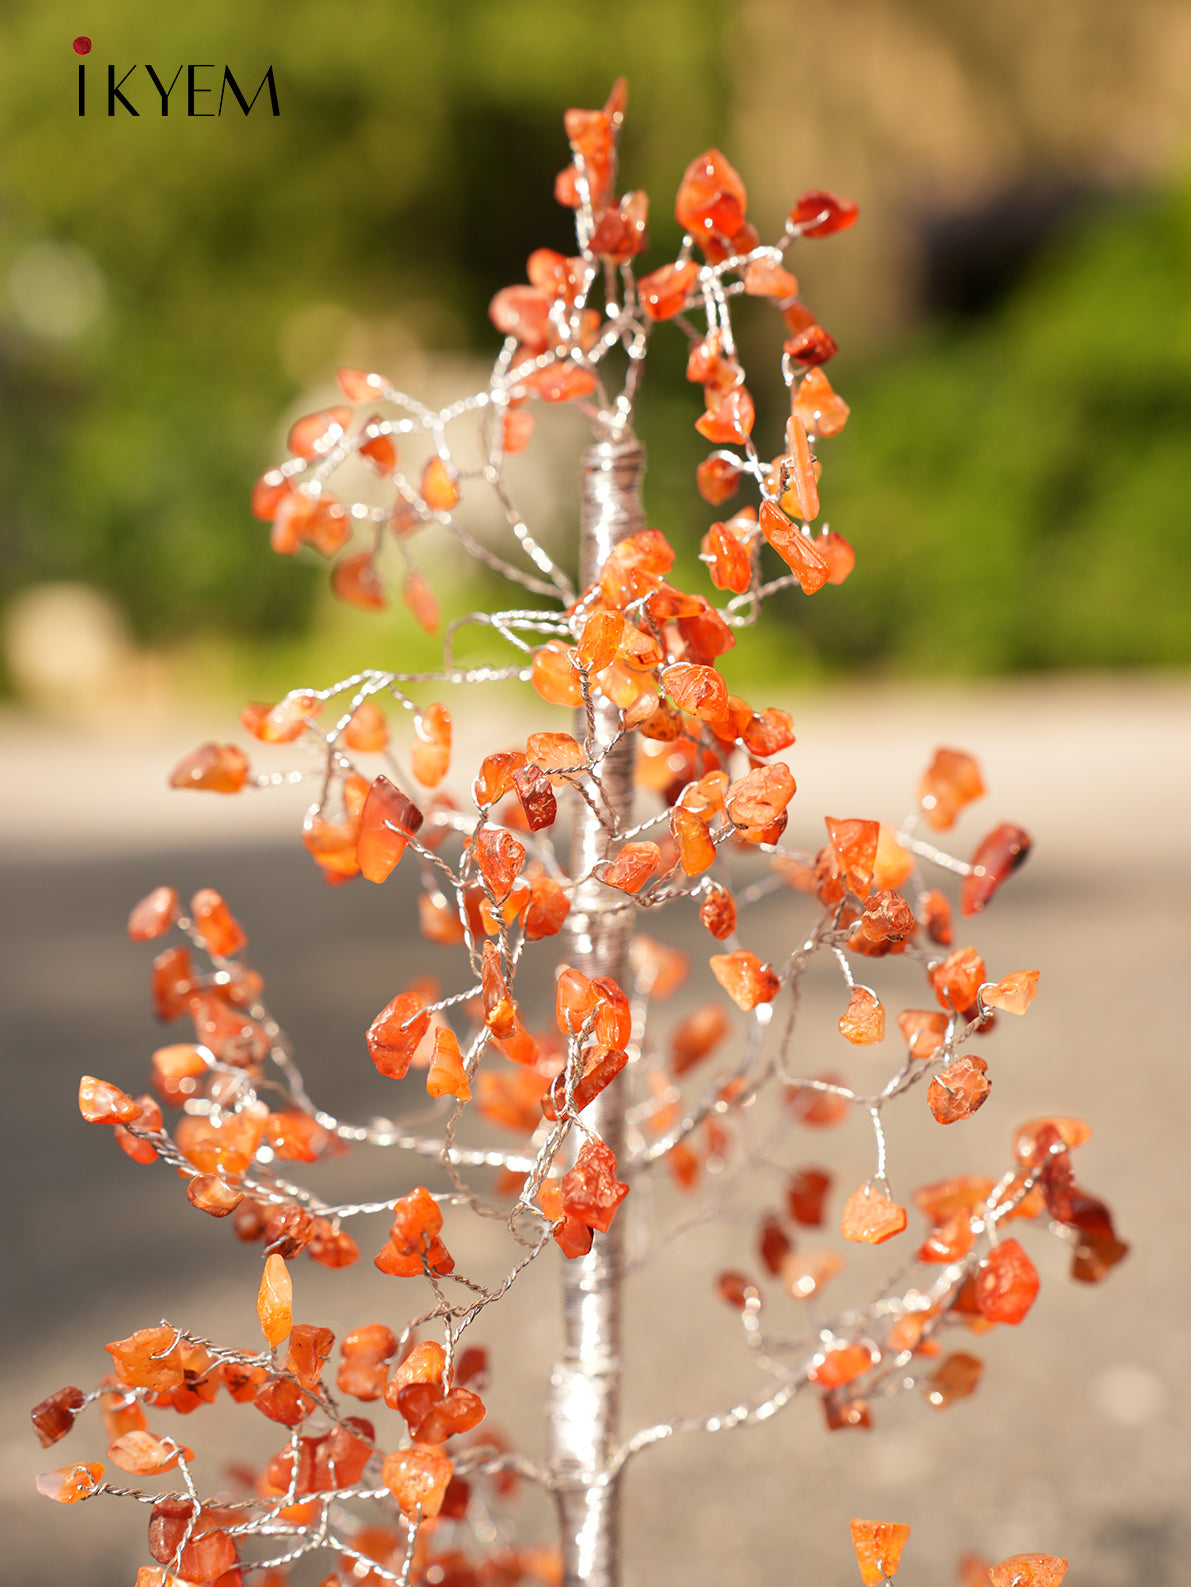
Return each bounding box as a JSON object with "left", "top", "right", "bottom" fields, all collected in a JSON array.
[{"left": 2, "top": 2, "right": 1189, "bottom": 681}]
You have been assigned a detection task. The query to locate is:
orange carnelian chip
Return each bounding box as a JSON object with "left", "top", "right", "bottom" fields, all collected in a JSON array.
[
  {"left": 697, "top": 456, "right": 744, "bottom": 509},
  {"left": 338, "top": 1325, "right": 398, "bottom": 1402},
  {"left": 701, "top": 518, "right": 751, "bottom": 591},
  {"left": 106, "top": 1326, "right": 185, "bottom": 1392},
  {"left": 474, "top": 826, "right": 526, "bottom": 901},
  {"left": 918, "top": 748, "right": 985, "bottom": 831},
  {"left": 962, "top": 823, "right": 1031, "bottom": 915},
  {"left": 898, "top": 1009, "right": 949, "bottom": 1059},
  {"left": 189, "top": 888, "right": 246, "bottom": 958},
  {"left": 532, "top": 641, "right": 583, "bottom": 707},
  {"left": 759, "top": 498, "right": 828, "bottom": 586},
  {"left": 786, "top": 1166, "right": 832, "bottom": 1226},
  {"left": 841, "top": 1184, "right": 907, "bottom": 1244},
  {"left": 367, "top": 991, "right": 432, "bottom": 1080},
  {"left": 481, "top": 942, "right": 516, "bottom": 1038},
  {"left": 411, "top": 703, "right": 451, "bottom": 788},
  {"left": 792, "top": 367, "right": 849, "bottom": 437},
  {"left": 169, "top": 742, "right": 249, "bottom": 794},
  {"left": 357, "top": 776, "right": 423, "bottom": 883},
  {"left": 376, "top": 1187, "right": 453, "bottom": 1278},
  {"left": 560, "top": 1140, "right": 629, "bottom": 1233},
  {"left": 271, "top": 489, "right": 349, "bottom": 557},
  {"left": 421, "top": 456, "right": 459, "bottom": 512},
  {"left": 849, "top": 1519, "right": 910, "bottom": 1585},
  {"left": 671, "top": 806, "right": 716, "bottom": 875},
  {"left": 872, "top": 825, "right": 913, "bottom": 890},
  {"left": 31, "top": 1386, "right": 86, "bottom": 1449},
  {"left": 1013, "top": 1116, "right": 1091, "bottom": 1163},
  {"left": 927, "top": 1055, "right": 991, "bottom": 1124},
  {"left": 819, "top": 528, "right": 855, "bottom": 584},
  {"left": 676, "top": 148, "right": 748, "bottom": 242},
  {"left": 838, "top": 988, "right": 885, "bottom": 1045},
  {"left": 637, "top": 260, "right": 699, "bottom": 321},
  {"left": 403, "top": 569, "right": 440, "bottom": 634},
  {"left": 988, "top": 1556, "right": 1068, "bottom": 1587},
  {"left": 575, "top": 609, "right": 625, "bottom": 674},
  {"left": 825, "top": 816, "right": 880, "bottom": 897},
  {"left": 542, "top": 1045, "right": 628, "bottom": 1122},
  {"left": 710, "top": 949, "right": 780, "bottom": 1010},
  {"left": 781, "top": 415, "right": 822, "bottom": 522},
  {"left": 742, "top": 707, "right": 796, "bottom": 757},
  {"left": 699, "top": 883, "right": 736, "bottom": 940},
  {"left": 34, "top": 1461, "right": 105, "bottom": 1503},
  {"left": 127, "top": 886, "right": 178, "bottom": 942},
  {"left": 727, "top": 764, "right": 796, "bottom": 828},
  {"left": 257, "top": 1253, "right": 293, "bottom": 1348},
  {"left": 810, "top": 1342, "right": 876, "bottom": 1389},
  {"left": 789, "top": 189, "right": 859, "bottom": 237},
  {"left": 923, "top": 1351, "right": 983, "bottom": 1408},
  {"left": 382, "top": 1444, "right": 454, "bottom": 1520},
  {"left": 288, "top": 405, "right": 351, "bottom": 460},
  {"left": 671, "top": 1003, "right": 730, "bottom": 1075},
  {"left": 283, "top": 1323, "right": 335, "bottom": 1391},
  {"left": 781, "top": 1247, "right": 844, "bottom": 1300},
  {"left": 427, "top": 1026, "right": 471, "bottom": 1102},
  {"left": 930, "top": 946, "right": 986, "bottom": 1013},
  {"left": 661, "top": 662, "right": 728, "bottom": 724},
  {"left": 342, "top": 700, "right": 389, "bottom": 754},
  {"left": 743, "top": 258, "right": 798, "bottom": 297},
  {"left": 185, "top": 1173, "right": 244, "bottom": 1217},
  {"left": 602, "top": 841, "right": 662, "bottom": 894},
  {"left": 914, "top": 1174, "right": 995, "bottom": 1223},
  {"left": 79, "top": 1076, "right": 140, "bottom": 1126},
  {"left": 695, "top": 386, "right": 756, "bottom": 445},
  {"left": 976, "top": 1238, "right": 1040, "bottom": 1324},
  {"left": 590, "top": 189, "right": 650, "bottom": 262},
  {"left": 983, "top": 970, "right": 1039, "bottom": 1014}
]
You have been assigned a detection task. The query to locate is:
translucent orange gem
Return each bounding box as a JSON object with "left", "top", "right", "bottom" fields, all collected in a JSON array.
[
  {"left": 602, "top": 841, "right": 662, "bottom": 893},
  {"left": 710, "top": 949, "right": 780, "bottom": 1010},
  {"left": 741, "top": 707, "right": 796, "bottom": 757},
  {"left": 988, "top": 1557, "right": 1068, "bottom": 1587},
  {"left": 676, "top": 148, "right": 748, "bottom": 242},
  {"left": 699, "top": 883, "right": 736, "bottom": 940},
  {"left": 425, "top": 1026, "right": 470, "bottom": 1102},
  {"left": 670, "top": 806, "right": 716, "bottom": 876},
  {"left": 288, "top": 405, "right": 351, "bottom": 460},
  {"left": 106, "top": 1326, "right": 184, "bottom": 1391},
  {"left": 377, "top": 1186, "right": 453, "bottom": 1278},
  {"left": 283, "top": 1322, "right": 335, "bottom": 1390},
  {"left": 782, "top": 301, "right": 839, "bottom": 362},
  {"left": 662, "top": 662, "right": 728, "bottom": 724},
  {"left": 930, "top": 946, "right": 987, "bottom": 1014},
  {"left": 357, "top": 776, "right": 423, "bottom": 884},
  {"left": 697, "top": 456, "right": 744, "bottom": 509},
  {"left": 382, "top": 1444, "right": 454, "bottom": 1521},
  {"left": 532, "top": 641, "right": 583, "bottom": 706},
  {"left": 127, "top": 886, "right": 178, "bottom": 943},
  {"left": 810, "top": 1343, "right": 876, "bottom": 1389},
  {"left": 839, "top": 988, "right": 885, "bottom": 1045},
  {"left": 342, "top": 700, "right": 388, "bottom": 753},
  {"left": 869, "top": 825, "right": 912, "bottom": 891},
  {"left": 841, "top": 1184, "right": 907, "bottom": 1244},
  {"left": 849, "top": 1519, "right": 910, "bottom": 1585},
  {"left": 185, "top": 1173, "right": 244, "bottom": 1217},
  {"left": 671, "top": 1003, "right": 730, "bottom": 1075},
  {"left": 825, "top": 816, "right": 880, "bottom": 898},
  {"left": 743, "top": 258, "right": 798, "bottom": 297},
  {"left": 78, "top": 1076, "right": 140, "bottom": 1126},
  {"left": 524, "top": 871, "right": 570, "bottom": 939},
  {"left": 898, "top": 1008, "right": 948, "bottom": 1059},
  {"left": 189, "top": 888, "right": 247, "bottom": 958},
  {"left": 589, "top": 189, "right": 650, "bottom": 262},
  {"left": 637, "top": 260, "right": 699, "bottom": 321},
  {"left": 411, "top": 703, "right": 451, "bottom": 788},
  {"left": 542, "top": 1045, "right": 629, "bottom": 1122},
  {"left": 257, "top": 1253, "right": 293, "bottom": 1348},
  {"left": 560, "top": 1139, "right": 630, "bottom": 1233},
  {"left": 792, "top": 367, "right": 849, "bottom": 437},
  {"left": 575, "top": 609, "right": 625, "bottom": 674},
  {"left": 1013, "top": 1116, "right": 1091, "bottom": 1163},
  {"left": 918, "top": 747, "right": 985, "bottom": 831},
  {"left": 403, "top": 569, "right": 440, "bottom": 635},
  {"left": 105, "top": 1429, "right": 188, "bottom": 1476},
  {"left": 331, "top": 550, "right": 387, "bottom": 611},
  {"left": 923, "top": 1352, "right": 982, "bottom": 1409},
  {"left": 928, "top": 1055, "right": 991, "bottom": 1124},
  {"left": 921, "top": 888, "right": 953, "bottom": 945},
  {"left": 962, "top": 823, "right": 1031, "bottom": 915},
  {"left": 788, "top": 189, "right": 859, "bottom": 238},
  {"left": 421, "top": 456, "right": 460, "bottom": 512},
  {"left": 759, "top": 498, "right": 827, "bottom": 587},
  {"left": 474, "top": 826, "right": 526, "bottom": 902},
  {"left": 34, "top": 1461, "right": 105, "bottom": 1503},
  {"left": 271, "top": 489, "right": 349, "bottom": 557},
  {"left": 781, "top": 414, "right": 822, "bottom": 522},
  {"left": 727, "top": 764, "right": 797, "bottom": 828},
  {"left": 169, "top": 742, "right": 249, "bottom": 794},
  {"left": 31, "top": 1385, "right": 86, "bottom": 1449},
  {"left": 338, "top": 1325, "right": 398, "bottom": 1401},
  {"left": 976, "top": 1238, "right": 1040, "bottom": 1324},
  {"left": 983, "top": 970, "right": 1039, "bottom": 1014},
  {"left": 367, "top": 991, "right": 432, "bottom": 1080},
  {"left": 786, "top": 1166, "right": 832, "bottom": 1226},
  {"left": 695, "top": 386, "right": 756, "bottom": 445},
  {"left": 502, "top": 408, "right": 535, "bottom": 453},
  {"left": 780, "top": 1247, "right": 844, "bottom": 1299}
]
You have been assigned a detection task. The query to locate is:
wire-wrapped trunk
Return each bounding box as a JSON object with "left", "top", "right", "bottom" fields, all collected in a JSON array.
[{"left": 547, "top": 436, "right": 645, "bottom": 1587}]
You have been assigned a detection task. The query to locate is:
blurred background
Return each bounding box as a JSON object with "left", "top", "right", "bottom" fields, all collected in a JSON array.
[{"left": 2, "top": 3, "right": 1190, "bottom": 1585}]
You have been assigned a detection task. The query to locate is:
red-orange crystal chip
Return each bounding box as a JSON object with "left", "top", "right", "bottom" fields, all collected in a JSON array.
[
  {"left": 826, "top": 817, "right": 880, "bottom": 897},
  {"left": 918, "top": 748, "right": 985, "bottom": 831},
  {"left": 560, "top": 1140, "right": 630, "bottom": 1234},
  {"left": 839, "top": 988, "right": 885, "bottom": 1045},
  {"left": 759, "top": 498, "right": 828, "bottom": 585},
  {"left": 34, "top": 1461, "right": 105, "bottom": 1503},
  {"left": 542, "top": 1046, "right": 629, "bottom": 1122},
  {"left": 190, "top": 888, "right": 247, "bottom": 958},
  {"left": 342, "top": 700, "right": 389, "bottom": 754},
  {"left": 699, "top": 884, "right": 737, "bottom": 940},
  {"left": 976, "top": 1238, "right": 1040, "bottom": 1324},
  {"left": 849, "top": 1519, "right": 910, "bottom": 1585},
  {"left": 983, "top": 970, "right": 1039, "bottom": 1014},
  {"left": 792, "top": 368, "right": 850, "bottom": 437},
  {"left": 810, "top": 1342, "right": 875, "bottom": 1389},
  {"left": 841, "top": 1184, "right": 907, "bottom": 1244},
  {"left": 257, "top": 1253, "right": 294, "bottom": 1348},
  {"left": 727, "top": 764, "right": 797, "bottom": 828},
  {"left": 357, "top": 776, "right": 424, "bottom": 883},
  {"left": 531, "top": 641, "right": 583, "bottom": 706},
  {"left": 676, "top": 148, "right": 748, "bottom": 242},
  {"left": 637, "top": 260, "right": 699, "bottom": 321},
  {"left": 169, "top": 741, "right": 249, "bottom": 794},
  {"left": 367, "top": 992, "right": 431, "bottom": 1080},
  {"left": 923, "top": 1351, "right": 983, "bottom": 1409},
  {"left": 338, "top": 1325, "right": 399, "bottom": 1401},
  {"left": 127, "top": 886, "right": 179, "bottom": 942},
  {"left": 186, "top": 1173, "right": 244, "bottom": 1217},
  {"left": 898, "top": 1008, "right": 949, "bottom": 1060},
  {"left": 481, "top": 942, "right": 516, "bottom": 1038},
  {"left": 78, "top": 1076, "right": 140, "bottom": 1125},
  {"left": 602, "top": 841, "right": 662, "bottom": 894},
  {"left": 426, "top": 1027, "right": 471, "bottom": 1102},
  {"left": 31, "top": 1386, "right": 86, "bottom": 1448},
  {"left": 671, "top": 806, "right": 716, "bottom": 875},
  {"left": 377, "top": 1186, "right": 453, "bottom": 1278},
  {"left": 661, "top": 662, "right": 728, "bottom": 724},
  {"left": 697, "top": 459, "right": 744, "bottom": 511},
  {"left": 382, "top": 1444, "right": 454, "bottom": 1520},
  {"left": 786, "top": 1167, "right": 832, "bottom": 1226},
  {"left": 962, "top": 823, "right": 1031, "bottom": 915},
  {"left": 106, "top": 1326, "right": 185, "bottom": 1392},
  {"left": 789, "top": 189, "right": 859, "bottom": 237},
  {"left": 411, "top": 703, "right": 451, "bottom": 788},
  {"left": 988, "top": 1556, "right": 1068, "bottom": 1587},
  {"left": 710, "top": 950, "right": 780, "bottom": 1010},
  {"left": 928, "top": 1055, "right": 991, "bottom": 1124}
]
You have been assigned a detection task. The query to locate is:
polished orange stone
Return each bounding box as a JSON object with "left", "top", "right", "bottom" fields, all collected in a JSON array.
[
  {"left": 330, "top": 549, "right": 386, "bottom": 612},
  {"left": 78, "top": 1075, "right": 140, "bottom": 1126},
  {"left": 338, "top": 1325, "right": 398, "bottom": 1402},
  {"left": 602, "top": 841, "right": 662, "bottom": 893},
  {"left": 727, "top": 764, "right": 797, "bottom": 828},
  {"left": 106, "top": 1429, "right": 190, "bottom": 1476},
  {"left": 849, "top": 1519, "right": 910, "bottom": 1585},
  {"left": 524, "top": 870, "right": 570, "bottom": 940},
  {"left": 553, "top": 1214, "right": 594, "bottom": 1259},
  {"left": 811, "top": 1342, "right": 876, "bottom": 1389},
  {"left": 717, "top": 1270, "right": 760, "bottom": 1308},
  {"left": 1013, "top": 1116, "right": 1091, "bottom": 1164},
  {"left": 573, "top": 609, "right": 624, "bottom": 674},
  {"left": 759, "top": 497, "right": 828, "bottom": 586},
  {"left": 779, "top": 1247, "right": 844, "bottom": 1301},
  {"left": 427, "top": 1026, "right": 471, "bottom": 1102},
  {"left": 542, "top": 1045, "right": 628, "bottom": 1122},
  {"left": 184, "top": 1172, "right": 244, "bottom": 1218},
  {"left": 149, "top": 1499, "right": 240, "bottom": 1579},
  {"left": 187, "top": 888, "right": 246, "bottom": 959},
  {"left": 256, "top": 1253, "right": 293, "bottom": 1348},
  {"left": 410, "top": 703, "right": 451, "bottom": 788},
  {"left": 976, "top": 1238, "right": 1039, "bottom": 1324},
  {"left": 127, "top": 886, "right": 178, "bottom": 943},
  {"left": 35, "top": 1461, "right": 105, "bottom": 1503},
  {"left": 421, "top": 455, "right": 459, "bottom": 512},
  {"left": 740, "top": 708, "right": 795, "bottom": 758},
  {"left": 489, "top": 283, "right": 553, "bottom": 352},
  {"left": 710, "top": 949, "right": 780, "bottom": 1009},
  {"left": 896, "top": 1008, "right": 947, "bottom": 1060},
  {"left": 962, "top": 823, "right": 1032, "bottom": 915},
  {"left": 676, "top": 148, "right": 748, "bottom": 241},
  {"left": 923, "top": 1351, "right": 983, "bottom": 1409},
  {"left": 789, "top": 189, "right": 859, "bottom": 237},
  {"left": 792, "top": 367, "right": 850, "bottom": 437},
  {"left": 699, "top": 883, "right": 737, "bottom": 940},
  {"left": 930, "top": 945, "right": 987, "bottom": 1014},
  {"left": 920, "top": 888, "right": 953, "bottom": 946},
  {"left": 988, "top": 1556, "right": 1068, "bottom": 1587},
  {"left": 169, "top": 741, "right": 249, "bottom": 794},
  {"left": 281, "top": 1323, "right": 335, "bottom": 1391},
  {"left": 785, "top": 1166, "right": 832, "bottom": 1227},
  {"left": 660, "top": 662, "right": 727, "bottom": 724},
  {"left": 839, "top": 987, "right": 885, "bottom": 1045},
  {"left": 695, "top": 385, "right": 756, "bottom": 445},
  {"left": 367, "top": 991, "right": 431, "bottom": 1080},
  {"left": 817, "top": 529, "right": 855, "bottom": 585},
  {"left": 697, "top": 456, "right": 744, "bottom": 509},
  {"left": 756, "top": 1212, "right": 790, "bottom": 1276},
  {"left": 113, "top": 1095, "right": 162, "bottom": 1165},
  {"left": 473, "top": 751, "right": 527, "bottom": 807},
  {"left": 377, "top": 1187, "right": 453, "bottom": 1278},
  {"left": 918, "top": 748, "right": 985, "bottom": 831},
  {"left": 481, "top": 942, "right": 516, "bottom": 1039},
  {"left": 928, "top": 1055, "right": 991, "bottom": 1124},
  {"left": 590, "top": 189, "right": 650, "bottom": 262},
  {"left": 700, "top": 517, "right": 751, "bottom": 592},
  {"left": 638, "top": 260, "right": 699, "bottom": 321},
  {"left": 501, "top": 408, "right": 536, "bottom": 454},
  {"left": 107, "top": 1325, "right": 185, "bottom": 1392},
  {"left": 743, "top": 258, "right": 799, "bottom": 298},
  {"left": 629, "top": 935, "right": 690, "bottom": 999},
  {"left": 402, "top": 568, "right": 440, "bottom": 635},
  {"left": 340, "top": 700, "right": 388, "bottom": 754},
  {"left": 288, "top": 405, "right": 351, "bottom": 460},
  {"left": 31, "top": 1386, "right": 86, "bottom": 1449},
  {"left": 823, "top": 816, "right": 879, "bottom": 899},
  {"left": 560, "top": 1140, "right": 630, "bottom": 1233},
  {"left": 241, "top": 691, "right": 322, "bottom": 744},
  {"left": 670, "top": 806, "right": 716, "bottom": 876},
  {"left": 357, "top": 776, "right": 423, "bottom": 884},
  {"left": 531, "top": 641, "right": 584, "bottom": 706},
  {"left": 782, "top": 414, "right": 823, "bottom": 522},
  {"left": 474, "top": 826, "right": 527, "bottom": 902},
  {"left": 983, "top": 970, "right": 1039, "bottom": 1014},
  {"left": 383, "top": 1443, "right": 453, "bottom": 1520},
  {"left": 918, "top": 1209, "right": 976, "bottom": 1263},
  {"left": 670, "top": 1003, "right": 730, "bottom": 1075},
  {"left": 841, "top": 1184, "right": 907, "bottom": 1244},
  {"left": 270, "top": 488, "right": 349, "bottom": 557}
]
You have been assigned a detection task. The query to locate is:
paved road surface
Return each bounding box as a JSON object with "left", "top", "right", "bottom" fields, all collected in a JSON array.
[{"left": 3, "top": 676, "right": 1188, "bottom": 1586}]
